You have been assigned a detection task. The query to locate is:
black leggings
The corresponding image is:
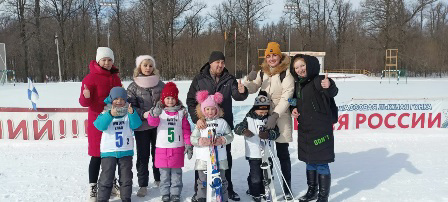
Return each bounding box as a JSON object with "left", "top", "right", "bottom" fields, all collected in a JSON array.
[{"left": 89, "top": 156, "right": 102, "bottom": 183}]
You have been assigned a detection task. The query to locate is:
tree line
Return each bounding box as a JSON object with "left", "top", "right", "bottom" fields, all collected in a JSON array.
[{"left": 0, "top": 0, "right": 447, "bottom": 82}]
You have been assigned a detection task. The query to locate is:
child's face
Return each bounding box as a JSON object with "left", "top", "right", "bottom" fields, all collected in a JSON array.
[
  {"left": 204, "top": 106, "right": 217, "bottom": 118},
  {"left": 98, "top": 57, "right": 114, "bottom": 70},
  {"left": 164, "top": 96, "right": 177, "bottom": 107},
  {"left": 294, "top": 59, "right": 307, "bottom": 78},
  {"left": 140, "top": 59, "right": 154, "bottom": 76},
  {"left": 255, "top": 109, "right": 269, "bottom": 117},
  {"left": 112, "top": 97, "right": 126, "bottom": 108}
]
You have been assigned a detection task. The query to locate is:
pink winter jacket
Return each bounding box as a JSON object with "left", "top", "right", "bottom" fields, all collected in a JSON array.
[{"left": 148, "top": 110, "right": 192, "bottom": 168}]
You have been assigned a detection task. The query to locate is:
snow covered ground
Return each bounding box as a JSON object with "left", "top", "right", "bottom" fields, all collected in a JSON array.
[{"left": 1, "top": 75, "right": 448, "bottom": 201}]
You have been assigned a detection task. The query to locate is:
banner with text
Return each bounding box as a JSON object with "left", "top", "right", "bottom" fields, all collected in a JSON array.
[{"left": 332, "top": 98, "right": 448, "bottom": 130}]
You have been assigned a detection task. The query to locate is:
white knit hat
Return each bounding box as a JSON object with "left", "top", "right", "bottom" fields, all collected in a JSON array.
[
  {"left": 135, "top": 55, "right": 156, "bottom": 69},
  {"left": 96, "top": 47, "right": 114, "bottom": 63}
]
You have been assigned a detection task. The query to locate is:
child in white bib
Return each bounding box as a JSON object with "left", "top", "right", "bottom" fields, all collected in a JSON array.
[
  {"left": 147, "top": 82, "right": 192, "bottom": 202},
  {"left": 93, "top": 87, "right": 142, "bottom": 202},
  {"left": 234, "top": 91, "right": 280, "bottom": 202},
  {"left": 190, "top": 90, "right": 234, "bottom": 202}
]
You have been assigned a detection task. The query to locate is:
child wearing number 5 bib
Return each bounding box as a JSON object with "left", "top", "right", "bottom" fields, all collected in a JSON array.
[
  {"left": 93, "top": 87, "right": 142, "bottom": 202},
  {"left": 147, "top": 82, "right": 193, "bottom": 202}
]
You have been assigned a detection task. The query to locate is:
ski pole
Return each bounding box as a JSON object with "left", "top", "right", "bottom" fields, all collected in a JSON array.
[{"left": 268, "top": 147, "right": 295, "bottom": 201}]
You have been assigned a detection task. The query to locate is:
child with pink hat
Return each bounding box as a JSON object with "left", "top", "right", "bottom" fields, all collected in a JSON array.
[{"left": 190, "top": 90, "right": 234, "bottom": 202}]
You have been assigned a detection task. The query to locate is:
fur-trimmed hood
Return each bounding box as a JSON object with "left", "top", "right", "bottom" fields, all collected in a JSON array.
[{"left": 261, "top": 53, "right": 290, "bottom": 77}]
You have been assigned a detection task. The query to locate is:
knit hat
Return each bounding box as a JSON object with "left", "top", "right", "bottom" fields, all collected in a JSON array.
[
  {"left": 109, "top": 87, "right": 127, "bottom": 101},
  {"left": 135, "top": 55, "right": 156, "bottom": 69},
  {"left": 253, "top": 91, "right": 271, "bottom": 111},
  {"left": 208, "top": 51, "right": 225, "bottom": 64},
  {"left": 196, "top": 90, "right": 223, "bottom": 115},
  {"left": 264, "top": 42, "right": 282, "bottom": 58},
  {"left": 96, "top": 47, "right": 114, "bottom": 63},
  {"left": 160, "top": 82, "right": 179, "bottom": 105}
]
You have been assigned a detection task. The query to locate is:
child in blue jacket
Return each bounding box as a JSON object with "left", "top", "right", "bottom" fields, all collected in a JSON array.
[{"left": 94, "top": 87, "right": 142, "bottom": 202}]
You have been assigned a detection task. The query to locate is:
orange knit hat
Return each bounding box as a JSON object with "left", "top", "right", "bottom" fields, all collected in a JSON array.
[{"left": 264, "top": 42, "right": 282, "bottom": 58}]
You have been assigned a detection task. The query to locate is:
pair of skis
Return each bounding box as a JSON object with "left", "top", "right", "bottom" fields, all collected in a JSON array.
[
  {"left": 205, "top": 128, "right": 222, "bottom": 202},
  {"left": 260, "top": 139, "right": 277, "bottom": 202}
]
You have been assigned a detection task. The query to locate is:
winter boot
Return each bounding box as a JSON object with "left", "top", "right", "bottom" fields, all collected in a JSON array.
[
  {"left": 111, "top": 177, "right": 120, "bottom": 197},
  {"left": 252, "top": 196, "right": 262, "bottom": 202},
  {"left": 316, "top": 174, "right": 331, "bottom": 202},
  {"left": 137, "top": 187, "right": 147, "bottom": 197},
  {"left": 162, "top": 195, "right": 170, "bottom": 202},
  {"left": 88, "top": 183, "right": 98, "bottom": 202},
  {"left": 153, "top": 180, "right": 161, "bottom": 187},
  {"left": 171, "top": 195, "right": 181, "bottom": 202},
  {"left": 299, "top": 170, "right": 318, "bottom": 202},
  {"left": 191, "top": 193, "right": 198, "bottom": 202}
]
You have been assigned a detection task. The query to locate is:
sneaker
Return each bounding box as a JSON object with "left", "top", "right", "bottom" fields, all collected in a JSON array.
[
  {"left": 153, "top": 181, "right": 161, "bottom": 187},
  {"left": 111, "top": 178, "right": 120, "bottom": 196},
  {"left": 246, "top": 189, "right": 254, "bottom": 197},
  {"left": 171, "top": 195, "right": 181, "bottom": 202},
  {"left": 252, "top": 196, "right": 262, "bottom": 202},
  {"left": 162, "top": 195, "right": 170, "bottom": 202},
  {"left": 137, "top": 187, "right": 147, "bottom": 197},
  {"left": 284, "top": 192, "right": 294, "bottom": 201},
  {"left": 228, "top": 191, "right": 241, "bottom": 201},
  {"left": 191, "top": 193, "right": 198, "bottom": 202},
  {"left": 88, "top": 183, "right": 97, "bottom": 202}
]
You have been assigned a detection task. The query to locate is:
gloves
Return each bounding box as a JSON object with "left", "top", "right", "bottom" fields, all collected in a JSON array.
[
  {"left": 150, "top": 101, "right": 163, "bottom": 117},
  {"left": 243, "top": 129, "right": 254, "bottom": 137},
  {"left": 265, "top": 112, "right": 279, "bottom": 129},
  {"left": 247, "top": 70, "right": 258, "bottom": 81},
  {"left": 185, "top": 145, "right": 193, "bottom": 160},
  {"left": 214, "top": 136, "right": 226, "bottom": 146},
  {"left": 198, "top": 137, "right": 211, "bottom": 146},
  {"left": 259, "top": 130, "right": 269, "bottom": 140},
  {"left": 288, "top": 98, "right": 297, "bottom": 107}
]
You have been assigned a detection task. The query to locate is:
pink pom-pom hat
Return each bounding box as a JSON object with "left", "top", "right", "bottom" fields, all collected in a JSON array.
[{"left": 196, "top": 90, "right": 223, "bottom": 115}]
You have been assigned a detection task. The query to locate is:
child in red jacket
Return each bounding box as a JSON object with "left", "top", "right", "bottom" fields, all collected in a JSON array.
[{"left": 79, "top": 47, "right": 122, "bottom": 202}]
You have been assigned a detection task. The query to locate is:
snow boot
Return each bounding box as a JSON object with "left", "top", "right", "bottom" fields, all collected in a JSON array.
[
  {"left": 171, "top": 195, "right": 181, "bottom": 202},
  {"left": 191, "top": 193, "right": 198, "bottom": 202},
  {"left": 252, "top": 196, "right": 262, "bottom": 202},
  {"left": 153, "top": 180, "right": 161, "bottom": 187},
  {"left": 88, "top": 183, "right": 98, "bottom": 202},
  {"left": 299, "top": 170, "right": 318, "bottom": 202},
  {"left": 137, "top": 187, "right": 147, "bottom": 197},
  {"left": 162, "top": 195, "right": 170, "bottom": 202},
  {"left": 111, "top": 177, "right": 120, "bottom": 197},
  {"left": 316, "top": 174, "right": 331, "bottom": 202}
]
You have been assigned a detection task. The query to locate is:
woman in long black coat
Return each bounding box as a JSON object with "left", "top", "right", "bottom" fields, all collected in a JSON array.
[{"left": 290, "top": 54, "right": 338, "bottom": 202}]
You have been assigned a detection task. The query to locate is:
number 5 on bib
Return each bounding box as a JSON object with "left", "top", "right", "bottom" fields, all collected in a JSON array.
[{"left": 115, "top": 132, "right": 123, "bottom": 147}]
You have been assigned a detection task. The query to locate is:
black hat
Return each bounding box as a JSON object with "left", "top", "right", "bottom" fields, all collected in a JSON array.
[
  {"left": 253, "top": 91, "right": 271, "bottom": 110},
  {"left": 208, "top": 51, "right": 225, "bottom": 64}
]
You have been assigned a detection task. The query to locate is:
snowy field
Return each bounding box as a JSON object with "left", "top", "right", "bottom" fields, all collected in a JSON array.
[{"left": 1, "top": 75, "right": 448, "bottom": 202}]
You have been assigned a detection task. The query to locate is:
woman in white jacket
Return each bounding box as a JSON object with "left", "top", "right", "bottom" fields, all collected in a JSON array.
[{"left": 243, "top": 42, "right": 295, "bottom": 200}]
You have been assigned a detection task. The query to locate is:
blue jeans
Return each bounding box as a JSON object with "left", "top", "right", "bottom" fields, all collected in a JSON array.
[{"left": 306, "top": 163, "right": 330, "bottom": 175}]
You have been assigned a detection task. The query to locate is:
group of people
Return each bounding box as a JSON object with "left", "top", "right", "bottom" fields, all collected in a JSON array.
[{"left": 79, "top": 41, "right": 338, "bottom": 202}]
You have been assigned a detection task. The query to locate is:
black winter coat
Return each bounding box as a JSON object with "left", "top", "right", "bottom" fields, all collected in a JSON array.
[
  {"left": 186, "top": 63, "right": 249, "bottom": 129},
  {"left": 290, "top": 54, "right": 338, "bottom": 164}
]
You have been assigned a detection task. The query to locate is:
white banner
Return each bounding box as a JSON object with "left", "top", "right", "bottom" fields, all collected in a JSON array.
[
  {"left": 331, "top": 98, "right": 448, "bottom": 130},
  {"left": 0, "top": 108, "right": 88, "bottom": 140}
]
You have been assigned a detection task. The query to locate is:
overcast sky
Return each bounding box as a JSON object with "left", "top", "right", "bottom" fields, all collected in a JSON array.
[{"left": 201, "top": 0, "right": 363, "bottom": 25}]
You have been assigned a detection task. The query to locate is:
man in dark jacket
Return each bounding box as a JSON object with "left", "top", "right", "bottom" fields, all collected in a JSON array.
[
  {"left": 290, "top": 54, "right": 338, "bottom": 202},
  {"left": 187, "top": 51, "right": 248, "bottom": 201}
]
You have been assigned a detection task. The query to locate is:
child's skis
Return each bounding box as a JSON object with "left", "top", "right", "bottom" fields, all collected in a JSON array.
[
  {"left": 260, "top": 139, "right": 277, "bottom": 202},
  {"left": 206, "top": 128, "right": 222, "bottom": 202}
]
